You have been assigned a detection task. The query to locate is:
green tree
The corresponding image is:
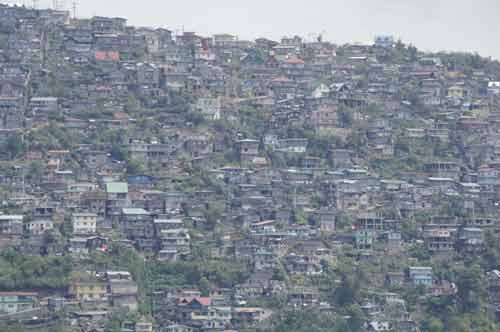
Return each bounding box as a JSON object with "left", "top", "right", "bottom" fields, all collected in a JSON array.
[
  {"left": 334, "top": 274, "right": 360, "bottom": 307},
  {"left": 346, "top": 304, "right": 365, "bottom": 332},
  {"left": 455, "top": 264, "right": 486, "bottom": 313},
  {"left": 26, "top": 161, "right": 44, "bottom": 183},
  {"left": 338, "top": 109, "right": 353, "bottom": 128},
  {"left": 111, "top": 144, "right": 128, "bottom": 161},
  {"left": 4, "top": 134, "right": 24, "bottom": 159},
  {"left": 127, "top": 158, "right": 145, "bottom": 175},
  {"left": 199, "top": 277, "right": 211, "bottom": 296},
  {"left": 422, "top": 317, "right": 444, "bottom": 332}
]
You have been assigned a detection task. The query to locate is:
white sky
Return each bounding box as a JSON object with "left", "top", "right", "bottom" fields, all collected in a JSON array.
[{"left": 21, "top": 0, "right": 500, "bottom": 59}]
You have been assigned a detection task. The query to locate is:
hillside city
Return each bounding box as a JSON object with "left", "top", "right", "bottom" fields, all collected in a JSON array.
[{"left": 0, "top": 3, "right": 499, "bottom": 332}]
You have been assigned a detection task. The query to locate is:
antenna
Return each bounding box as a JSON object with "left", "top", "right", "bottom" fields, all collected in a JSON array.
[
  {"left": 71, "top": 1, "right": 78, "bottom": 19},
  {"left": 52, "top": 0, "right": 64, "bottom": 10}
]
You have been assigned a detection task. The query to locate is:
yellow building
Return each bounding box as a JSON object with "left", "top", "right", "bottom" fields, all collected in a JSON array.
[{"left": 68, "top": 281, "right": 107, "bottom": 301}]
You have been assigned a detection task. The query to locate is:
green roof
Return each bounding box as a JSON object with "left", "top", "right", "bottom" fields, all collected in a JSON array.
[{"left": 106, "top": 182, "right": 128, "bottom": 194}]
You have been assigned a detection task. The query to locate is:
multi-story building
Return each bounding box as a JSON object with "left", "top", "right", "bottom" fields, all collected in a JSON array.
[{"left": 72, "top": 213, "right": 98, "bottom": 235}]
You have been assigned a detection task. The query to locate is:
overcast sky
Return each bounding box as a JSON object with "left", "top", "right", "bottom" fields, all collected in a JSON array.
[{"left": 31, "top": 0, "right": 500, "bottom": 59}]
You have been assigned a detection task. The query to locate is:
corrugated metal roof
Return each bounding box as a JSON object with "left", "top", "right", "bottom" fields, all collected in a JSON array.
[{"left": 106, "top": 182, "right": 128, "bottom": 193}]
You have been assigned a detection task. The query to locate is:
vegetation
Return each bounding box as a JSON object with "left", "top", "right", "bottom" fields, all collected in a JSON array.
[{"left": 0, "top": 248, "right": 72, "bottom": 291}]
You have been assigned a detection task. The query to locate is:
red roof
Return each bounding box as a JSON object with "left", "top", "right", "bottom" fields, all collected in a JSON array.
[
  {"left": 95, "top": 51, "right": 120, "bottom": 61},
  {"left": 284, "top": 56, "right": 305, "bottom": 65},
  {"left": 177, "top": 296, "right": 212, "bottom": 306}
]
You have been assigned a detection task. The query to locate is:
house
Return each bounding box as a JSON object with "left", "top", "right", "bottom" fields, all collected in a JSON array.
[
  {"left": 24, "top": 219, "right": 53, "bottom": 235},
  {"left": 91, "top": 16, "right": 127, "bottom": 33},
  {"left": 158, "top": 228, "right": 191, "bottom": 256},
  {"left": 385, "top": 272, "right": 405, "bottom": 287},
  {"left": 367, "top": 321, "right": 391, "bottom": 332},
  {"left": 232, "top": 307, "right": 265, "bottom": 326},
  {"left": 121, "top": 318, "right": 154, "bottom": 332},
  {"left": 284, "top": 253, "right": 322, "bottom": 275},
  {"left": 309, "top": 210, "right": 336, "bottom": 232},
  {"left": 457, "top": 227, "right": 485, "bottom": 252},
  {"left": 70, "top": 310, "right": 109, "bottom": 325},
  {"left": 0, "top": 292, "right": 38, "bottom": 315},
  {"left": 384, "top": 232, "right": 402, "bottom": 250},
  {"left": 424, "top": 162, "right": 460, "bottom": 181},
  {"left": 212, "top": 32, "right": 237, "bottom": 46},
  {"left": 0, "top": 96, "right": 23, "bottom": 129},
  {"left": 136, "top": 62, "right": 160, "bottom": 87},
  {"left": 447, "top": 85, "right": 468, "bottom": 100},
  {"left": 355, "top": 230, "right": 374, "bottom": 249},
  {"left": 80, "top": 150, "right": 109, "bottom": 170},
  {"left": 237, "top": 139, "right": 260, "bottom": 163},
  {"left": 487, "top": 270, "right": 500, "bottom": 296},
  {"left": 29, "top": 97, "right": 58, "bottom": 123},
  {"left": 464, "top": 217, "right": 498, "bottom": 229},
  {"left": 164, "top": 325, "right": 193, "bottom": 332},
  {"left": 68, "top": 237, "right": 91, "bottom": 255},
  {"left": 423, "top": 229, "right": 454, "bottom": 252},
  {"left": 356, "top": 213, "right": 388, "bottom": 232},
  {"left": 192, "top": 97, "right": 221, "bottom": 121},
  {"left": 68, "top": 279, "right": 108, "bottom": 302},
  {"left": 72, "top": 213, "right": 98, "bottom": 235},
  {"left": 427, "top": 281, "right": 458, "bottom": 297},
  {"left": 120, "top": 208, "right": 155, "bottom": 251},
  {"left": 0, "top": 214, "right": 23, "bottom": 236},
  {"left": 408, "top": 267, "right": 433, "bottom": 286},
  {"left": 176, "top": 296, "right": 213, "bottom": 321},
  {"left": 330, "top": 149, "right": 353, "bottom": 168},
  {"left": 109, "top": 278, "right": 138, "bottom": 311},
  {"left": 106, "top": 182, "right": 129, "bottom": 218},
  {"left": 154, "top": 218, "right": 185, "bottom": 233},
  {"left": 374, "top": 35, "right": 394, "bottom": 48},
  {"left": 184, "top": 135, "right": 213, "bottom": 158},
  {"left": 81, "top": 191, "right": 107, "bottom": 218},
  {"left": 287, "top": 287, "right": 320, "bottom": 307},
  {"left": 276, "top": 138, "right": 308, "bottom": 153},
  {"left": 334, "top": 179, "right": 369, "bottom": 211},
  {"left": 253, "top": 248, "right": 278, "bottom": 271}
]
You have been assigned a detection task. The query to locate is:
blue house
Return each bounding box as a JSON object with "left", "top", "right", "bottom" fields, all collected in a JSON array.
[{"left": 408, "top": 267, "right": 433, "bottom": 286}]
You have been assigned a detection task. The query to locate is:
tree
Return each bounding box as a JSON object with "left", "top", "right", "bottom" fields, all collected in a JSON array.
[
  {"left": 111, "top": 144, "right": 128, "bottom": 161},
  {"left": 199, "top": 277, "right": 211, "bottom": 296},
  {"left": 408, "top": 44, "right": 418, "bottom": 62},
  {"left": 333, "top": 317, "right": 350, "bottom": 332},
  {"left": 127, "top": 158, "right": 145, "bottom": 175},
  {"left": 455, "top": 264, "right": 486, "bottom": 313},
  {"left": 271, "top": 309, "right": 337, "bottom": 332},
  {"left": 185, "top": 111, "right": 205, "bottom": 126},
  {"left": 395, "top": 39, "right": 405, "bottom": 52},
  {"left": 0, "top": 248, "right": 72, "bottom": 291},
  {"left": 26, "top": 161, "right": 44, "bottom": 183},
  {"left": 4, "top": 134, "right": 23, "bottom": 159},
  {"left": 346, "top": 304, "right": 365, "bottom": 332},
  {"left": 204, "top": 202, "right": 224, "bottom": 230},
  {"left": 334, "top": 274, "right": 360, "bottom": 307},
  {"left": 422, "top": 317, "right": 444, "bottom": 332},
  {"left": 0, "top": 323, "right": 24, "bottom": 332}
]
